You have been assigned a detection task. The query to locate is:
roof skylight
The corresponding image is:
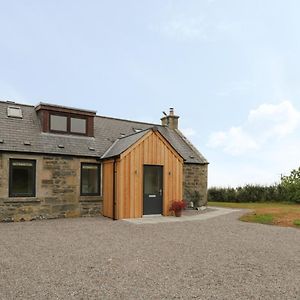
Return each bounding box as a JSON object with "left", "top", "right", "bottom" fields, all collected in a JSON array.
[{"left": 7, "top": 106, "right": 23, "bottom": 118}]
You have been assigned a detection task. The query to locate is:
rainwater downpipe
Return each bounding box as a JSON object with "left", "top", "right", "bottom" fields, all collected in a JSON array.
[{"left": 113, "top": 158, "right": 117, "bottom": 220}]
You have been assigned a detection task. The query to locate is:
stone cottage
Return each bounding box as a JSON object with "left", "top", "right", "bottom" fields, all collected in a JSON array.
[{"left": 0, "top": 101, "right": 208, "bottom": 221}]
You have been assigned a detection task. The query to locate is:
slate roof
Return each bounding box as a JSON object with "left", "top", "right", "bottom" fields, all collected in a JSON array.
[
  {"left": 101, "top": 129, "right": 150, "bottom": 159},
  {"left": 0, "top": 100, "right": 208, "bottom": 164}
]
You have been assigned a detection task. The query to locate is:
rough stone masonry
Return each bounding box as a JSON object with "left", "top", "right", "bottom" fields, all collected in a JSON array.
[
  {"left": 0, "top": 153, "right": 102, "bottom": 222},
  {"left": 183, "top": 164, "right": 208, "bottom": 207}
]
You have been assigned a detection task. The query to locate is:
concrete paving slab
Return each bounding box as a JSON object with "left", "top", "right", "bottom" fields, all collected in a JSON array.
[{"left": 122, "top": 206, "right": 240, "bottom": 224}]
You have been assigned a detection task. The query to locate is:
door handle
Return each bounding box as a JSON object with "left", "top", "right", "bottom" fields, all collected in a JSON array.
[{"left": 159, "top": 189, "right": 163, "bottom": 196}]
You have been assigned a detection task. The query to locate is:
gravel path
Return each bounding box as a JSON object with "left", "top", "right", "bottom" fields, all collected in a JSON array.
[{"left": 0, "top": 210, "right": 299, "bottom": 299}]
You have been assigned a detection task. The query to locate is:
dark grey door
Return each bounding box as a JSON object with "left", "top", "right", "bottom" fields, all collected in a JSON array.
[{"left": 143, "top": 165, "right": 163, "bottom": 215}]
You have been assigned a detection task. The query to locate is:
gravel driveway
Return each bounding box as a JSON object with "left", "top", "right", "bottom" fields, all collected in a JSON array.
[{"left": 0, "top": 210, "right": 299, "bottom": 299}]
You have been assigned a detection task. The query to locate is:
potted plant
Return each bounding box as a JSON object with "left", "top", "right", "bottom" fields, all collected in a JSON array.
[{"left": 170, "top": 200, "right": 186, "bottom": 217}]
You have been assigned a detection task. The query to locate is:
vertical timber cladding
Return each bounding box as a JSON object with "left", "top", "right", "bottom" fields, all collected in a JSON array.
[{"left": 115, "top": 130, "right": 183, "bottom": 219}]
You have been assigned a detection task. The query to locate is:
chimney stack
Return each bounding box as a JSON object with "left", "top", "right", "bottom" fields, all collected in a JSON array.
[{"left": 161, "top": 108, "right": 179, "bottom": 130}]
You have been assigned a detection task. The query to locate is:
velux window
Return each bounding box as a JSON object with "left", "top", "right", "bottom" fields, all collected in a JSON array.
[
  {"left": 9, "top": 159, "right": 36, "bottom": 197},
  {"left": 81, "top": 163, "right": 100, "bottom": 195}
]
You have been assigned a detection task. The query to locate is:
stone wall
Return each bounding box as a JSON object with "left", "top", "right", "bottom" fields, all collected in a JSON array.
[
  {"left": 0, "top": 153, "right": 102, "bottom": 222},
  {"left": 183, "top": 163, "right": 208, "bottom": 207}
]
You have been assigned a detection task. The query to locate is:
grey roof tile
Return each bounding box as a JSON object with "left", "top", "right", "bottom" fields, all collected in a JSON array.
[
  {"left": 0, "top": 101, "right": 208, "bottom": 164},
  {"left": 101, "top": 129, "right": 150, "bottom": 159}
]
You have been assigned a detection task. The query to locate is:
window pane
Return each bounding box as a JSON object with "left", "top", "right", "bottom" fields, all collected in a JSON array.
[
  {"left": 81, "top": 164, "right": 100, "bottom": 195},
  {"left": 144, "top": 166, "right": 161, "bottom": 194},
  {"left": 50, "top": 115, "right": 67, "bottom": 131},
  {"left": 71, "top": 118, "right": 86, "bottom": 134},
  {"left": 10, "top": 160, "right": 35, "bottom": 197}
]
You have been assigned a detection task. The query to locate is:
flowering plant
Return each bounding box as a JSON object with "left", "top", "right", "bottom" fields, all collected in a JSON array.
[{"left": 169, "top": 200, "right": 186, "bottom": 212}]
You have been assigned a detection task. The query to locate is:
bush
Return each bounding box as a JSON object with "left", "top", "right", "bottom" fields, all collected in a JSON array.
[
  {"left": 208, "top": 166, "right": 300, "bottom": 204},
  {"left": 280, "top": 167, "right": 300, "bottom": 203},
  {"left": 208, "top": 184, "right": 287, "bottom": 203}
]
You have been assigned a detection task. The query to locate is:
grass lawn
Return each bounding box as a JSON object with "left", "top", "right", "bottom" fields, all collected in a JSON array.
[{"left": 208, "top": 202, "right": 300, "bottom": 228}]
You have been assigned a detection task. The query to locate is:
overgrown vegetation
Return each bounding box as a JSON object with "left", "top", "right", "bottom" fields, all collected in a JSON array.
[{"left": 208, "top": 167, "right": 300, "bottom": 204}]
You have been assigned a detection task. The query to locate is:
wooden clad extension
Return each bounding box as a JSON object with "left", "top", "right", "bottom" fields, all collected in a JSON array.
[{"left": 102, "top": 129, "right": 183, "bottom": 219}]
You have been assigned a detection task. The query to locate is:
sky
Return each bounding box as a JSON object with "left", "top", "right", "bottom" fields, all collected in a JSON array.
[{"left": 1, "top": 0, "right": 300, "bottom": 187}]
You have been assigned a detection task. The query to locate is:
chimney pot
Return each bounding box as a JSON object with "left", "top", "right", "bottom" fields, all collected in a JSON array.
[{"left": 160, "top": 107, "right": 179, "bottom": 129}]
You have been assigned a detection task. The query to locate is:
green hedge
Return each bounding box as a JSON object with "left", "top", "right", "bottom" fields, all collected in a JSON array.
[{"left": 208, "top": 184, "right": 296, "bottom": 203}]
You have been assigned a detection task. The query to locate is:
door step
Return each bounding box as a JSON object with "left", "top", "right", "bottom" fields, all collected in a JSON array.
[{"left": 143, "top": 214, "right": 162, "bottom": 218}]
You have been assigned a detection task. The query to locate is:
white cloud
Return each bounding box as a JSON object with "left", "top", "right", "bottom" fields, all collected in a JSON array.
[
  {"left": 207, "top": 100, "right": 300, "bottom": 155},
  {"left": 248, "top": 100, "right": 300, "bottom": 137}
]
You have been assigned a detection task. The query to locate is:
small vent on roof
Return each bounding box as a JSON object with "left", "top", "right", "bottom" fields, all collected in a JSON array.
[
  {"left": 120, "top": 133, "right": 126, "bottom": 137},
  {"left": 0, "top": 139, "right": 4, "bottom": 144},
  {"left": 133, "top": 128, "right": 142, "bottom": 133},
  {"left": 189, "top": 155, "right": 195, "bottom": 159},
  {"left": 7, "top": 106, "right": 23, "bottom": 118},
  {"left": 88, "top": 147, "right": 95, "bottom": 151},
  {"left": 57, "top": 144, "right": 64, "bottom": 149},
  {"left": 23, "top": 141, "right": 31, "bottom": 146}
]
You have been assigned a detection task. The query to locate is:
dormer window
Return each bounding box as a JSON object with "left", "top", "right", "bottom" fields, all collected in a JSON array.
[
  {"left": 49, "top": 114, "right": 87, "bottom": 135},
  {"left": 35, "top": 103, "right": 96, "bottom": 137}
]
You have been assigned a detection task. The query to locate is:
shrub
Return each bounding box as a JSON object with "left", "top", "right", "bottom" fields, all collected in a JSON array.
[
  {"left": 169, "top": 200, "right": 186, "bottom": 212},
  {"left": 208, "top": 166, "right": 300, "bottom": 204},
  {"left": 280, "top": 167, "right": 300, "bottom": 203},
  {"left": 208, "top": 184, "right": 287, "bottom": 203}
]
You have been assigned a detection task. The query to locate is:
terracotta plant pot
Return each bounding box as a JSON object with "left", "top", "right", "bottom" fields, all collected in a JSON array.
[{"left": 174, "top": 210, "right": 182, "bottom": 217}]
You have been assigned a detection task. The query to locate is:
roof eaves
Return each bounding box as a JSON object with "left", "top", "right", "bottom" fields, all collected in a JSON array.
[{"left": 0, "top": 149, "right": 99, "bottom": 158}]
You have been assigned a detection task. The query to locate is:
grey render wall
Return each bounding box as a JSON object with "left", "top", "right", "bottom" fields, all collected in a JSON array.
[
  {"left": 0, "top": 153, "right": 102, "bottom": 222},
  {"left": 183, "top": 163, "right": 208, "bottom": 207}
]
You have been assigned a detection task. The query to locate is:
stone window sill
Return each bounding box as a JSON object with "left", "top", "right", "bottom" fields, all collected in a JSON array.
[
  {"left": 4, "top": 198, "right": 41, "bottom": 204},
  {"left": 79, "top": 196, "right": 102, "bottom": 203}
]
